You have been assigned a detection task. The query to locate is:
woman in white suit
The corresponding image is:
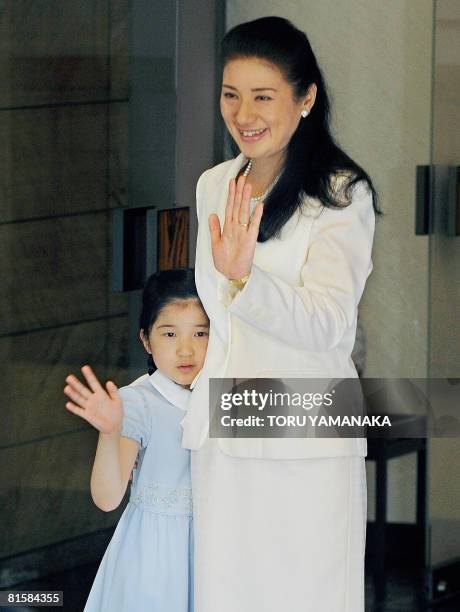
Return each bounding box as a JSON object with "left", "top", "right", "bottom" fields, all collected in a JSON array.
[{"left": 181, "top": 16, "right": 379, "bottom": 612}]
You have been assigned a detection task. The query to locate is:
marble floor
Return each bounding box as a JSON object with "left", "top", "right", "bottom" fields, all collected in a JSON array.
[{"left": 1, "top": 565, "right": 459, "bottom": 612}]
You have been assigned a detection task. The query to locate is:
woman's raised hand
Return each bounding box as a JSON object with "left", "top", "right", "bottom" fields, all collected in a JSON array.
[
  {"left": 64, "top": 365, "right": 123, "bottom": 434},
  {"left": 209, "top": 175, "right": 264, "bottom": 280}
]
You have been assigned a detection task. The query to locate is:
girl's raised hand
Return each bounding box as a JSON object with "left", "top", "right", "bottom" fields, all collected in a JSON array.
[
  {"left": 208, "top": 175, "right": 263, "bottom": 280},
  {"left": 64, "top": 365, "right": 123, "bottom": 434}
]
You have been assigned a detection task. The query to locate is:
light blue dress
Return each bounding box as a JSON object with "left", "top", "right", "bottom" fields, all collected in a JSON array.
[{"left": 84, "top": 370, "right": 193, "bottom": 612}]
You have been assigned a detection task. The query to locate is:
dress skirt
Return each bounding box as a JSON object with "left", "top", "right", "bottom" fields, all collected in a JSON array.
[{"left": 191, "top": 440, "right": 367, "bottom": 612}]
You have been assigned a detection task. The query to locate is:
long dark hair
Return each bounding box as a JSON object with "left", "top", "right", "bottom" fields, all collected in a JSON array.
[
  {"left": 222, "top": 16, "right": 380, "bottom": 242},
  {"left": 139, "top": 268, "right": 201, "bottom": 374}
]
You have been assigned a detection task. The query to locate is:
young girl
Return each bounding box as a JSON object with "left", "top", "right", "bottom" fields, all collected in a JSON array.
[{"left": 64, "top": 268, "right": 209, "bottom": 612}]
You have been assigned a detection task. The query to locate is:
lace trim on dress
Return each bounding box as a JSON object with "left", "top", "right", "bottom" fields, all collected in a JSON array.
[{"left": 130, "top": 482, "right": 193, "bottom": 516}]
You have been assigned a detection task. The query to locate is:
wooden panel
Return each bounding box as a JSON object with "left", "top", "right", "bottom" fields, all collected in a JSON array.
[{"left": 158, "top": 207, "right": 189, "bottom": 270}]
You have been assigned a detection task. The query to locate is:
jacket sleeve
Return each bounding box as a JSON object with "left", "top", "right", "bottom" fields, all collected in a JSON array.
[
  {"left": 226, "top": 182, "right": 375, "bottom": 352},
  {"left": 195, "top": 168, "right": 214, "bottom": 223}
]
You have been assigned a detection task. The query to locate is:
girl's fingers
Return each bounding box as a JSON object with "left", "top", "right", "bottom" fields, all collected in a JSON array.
[
  {"left": 64, "top": 385, "right": 89, "bottom": 408},
  {"left": 81, "top": 365, "right": 103, "bottom": 393},
  {"left": 232, "top": 175, "right": 246, "bottom": 225},
  {"left": 65, "top": 374, "right": 92, "bottom": 399},
  {"left": 65, "top": 401, "right": 87, "bottom": 420},
  {"left": 106, "top": 380, "right": 119, "bottom": 401}
]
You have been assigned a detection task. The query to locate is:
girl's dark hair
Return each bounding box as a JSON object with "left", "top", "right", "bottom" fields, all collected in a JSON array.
[
  {"left": 222, "top": 16, "right": 380, "bottom": 242},
  {"left": 139, "top": 268, "right": 201, "bottom": 374}
]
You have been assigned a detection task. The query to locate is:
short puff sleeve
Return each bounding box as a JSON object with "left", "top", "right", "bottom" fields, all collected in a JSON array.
[{"left": 119, "top": 386, "right": 152, "bottom": 448}]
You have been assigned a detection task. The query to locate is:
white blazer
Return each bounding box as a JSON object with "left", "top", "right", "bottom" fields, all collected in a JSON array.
[{"left": 181, "top": 153, "right": 375, "bottom": 459}]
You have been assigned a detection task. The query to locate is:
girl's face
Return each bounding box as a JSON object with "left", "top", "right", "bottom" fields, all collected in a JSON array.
[
  {"left": 140, "top": 299, "right": 209, "bottom": 388},
  {"left": 220, "top": 57, "right": 316, "bottom": 169}
]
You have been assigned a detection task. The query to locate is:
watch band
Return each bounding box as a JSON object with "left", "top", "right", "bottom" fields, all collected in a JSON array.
[{"left": 228, "top": 273, "right": 250, "bottom": 290}]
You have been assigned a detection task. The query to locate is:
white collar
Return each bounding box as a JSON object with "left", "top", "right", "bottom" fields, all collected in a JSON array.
[{"left": 149, "top": 369, "right": 191, "bottom": 412}]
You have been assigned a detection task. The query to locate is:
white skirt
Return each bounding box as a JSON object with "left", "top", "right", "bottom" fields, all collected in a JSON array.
[{"left": 191, "top": 440, "right": 366, "bottom": 612}]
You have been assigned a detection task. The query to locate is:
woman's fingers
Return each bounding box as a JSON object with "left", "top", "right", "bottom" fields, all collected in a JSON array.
[
  {"left": 209, "top": 213, "right": 222, "bottom": 246},
  {"left": 81, "top": 365, "right": 103, "bottom": 393},
  {"left": 232, "top": 175, "right": 246, "bottom": 225},
  {"left": 208, "top": 174, "right": 262, "bottom": 278},
  {"left": 238, "top": 183, "right": 252, "bottom": 226},
  {"left": 224, "top": 178, "right": 236, "bottom": 229},
  {"left": 248, "top": 202, "right": 264, "bottom": 238}
]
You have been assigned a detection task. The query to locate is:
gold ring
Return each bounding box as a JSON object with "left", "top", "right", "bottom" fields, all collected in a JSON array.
[{"left": 239, "top": 222, "right": 249, "bottom": 228}]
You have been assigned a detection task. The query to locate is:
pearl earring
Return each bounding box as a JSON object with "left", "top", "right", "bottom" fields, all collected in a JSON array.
[{"left": 301, "top": 109, "right": 309, "bottom": 118}]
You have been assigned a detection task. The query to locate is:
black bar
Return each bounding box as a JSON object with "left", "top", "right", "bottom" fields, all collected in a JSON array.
[
  {"left": 416, "top": 165, "right": 432, "bottom": 235},
  {"left": 446, "top": 166, "right": 460, "bottom": 237},
  {"left": 112, "top": 206, "right": 156, "bottom": 292},
  {"left": 374, "top": 451, "right": 388, "bottom": 601}
]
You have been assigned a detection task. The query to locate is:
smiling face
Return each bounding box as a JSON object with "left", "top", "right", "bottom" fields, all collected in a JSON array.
[
  {"left": 220, "top": 57, "right": 315, "bottom": 169},
  {"left": 140, "top": 299, "right": 209, "bottom": 388}
]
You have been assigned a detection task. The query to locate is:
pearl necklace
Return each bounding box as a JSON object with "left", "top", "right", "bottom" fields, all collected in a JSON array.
[
  {"left": 242, "top": 159, "right": 253, "bottom": 177},
  {"left": 242, "top": 159, "right": 280, "bottom": 203}
]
